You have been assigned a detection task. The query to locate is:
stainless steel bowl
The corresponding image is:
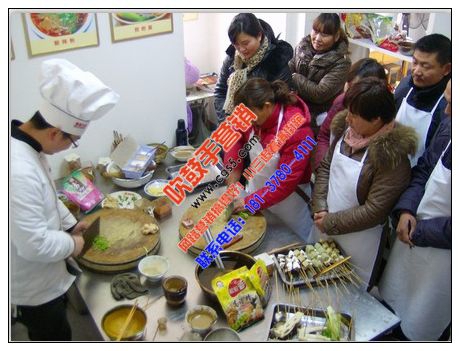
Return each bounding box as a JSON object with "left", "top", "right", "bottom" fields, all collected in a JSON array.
[
  {"left": 101, "top": 304, "right": 147, "bottom": 340},
  {"left": 107, "top": 162, "right": 155, "bottom": 189},
  {"left": 204, "top": 327, "right": 241, "bottom": 341}
]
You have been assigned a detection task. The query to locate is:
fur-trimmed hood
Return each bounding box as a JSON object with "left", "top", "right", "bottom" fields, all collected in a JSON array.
[{"left": 330, "top": 109, "right": 418, "bottom": 171}]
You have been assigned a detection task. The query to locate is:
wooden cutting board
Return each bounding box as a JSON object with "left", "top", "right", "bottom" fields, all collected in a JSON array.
[
  {"left": 179, "top": 199, "right": 266, "bottom": 254},
  {"left": 78, "top": 208, "right": 160, "bottom": 266}
]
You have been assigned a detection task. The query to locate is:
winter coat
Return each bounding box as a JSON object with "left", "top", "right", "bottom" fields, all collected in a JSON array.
[
  {"left": 395, "top": 74, "right": 449, "bottom": 149},
  {"left": 11, "top": 121, "right": 76, "bottom": 306},
  {"left": 224, "top": 97, "right": 314, "bottom": 210},
  {"left": 214, "top": 31, "right": 294, "bottom": 123},
  {"left": 289, "top": 36, "right": 350, "bottom": 117},
  {"left": 311, "top": 111, "right": 417, "bottom": 235},
  {"left": 393, "top": 117, "right": 451, "bottom": 249}
]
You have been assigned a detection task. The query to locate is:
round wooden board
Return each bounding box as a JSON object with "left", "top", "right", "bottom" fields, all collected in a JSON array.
[
  {"left": 179, "top": 199, "right": 266, "bottom": 254},
  {"left": 77, "top": 208, "right": 160, "bottom": 266}
]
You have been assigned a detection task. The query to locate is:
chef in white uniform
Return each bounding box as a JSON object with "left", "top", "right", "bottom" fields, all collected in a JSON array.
[
  {"left": 394, "top": 34, "right": 451, "bottom": 167},
  {"left": 11, "top": 59, "right": 119, "bottom": 340},
  {"left": 379, "top": 80, "right": 452, "bottom": 341}
]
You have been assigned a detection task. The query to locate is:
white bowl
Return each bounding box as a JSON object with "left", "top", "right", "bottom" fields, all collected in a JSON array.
[
  {"left": 170, "top": 146, "right": 195, "bottom": 162},
  {"left": 107, "top": 162, "right": 155, "bottom": 189},
  {"left": 138, "top": 255, "right": 169, "bottom": 282},
  {"left": 185, "top": 305, "right": 218, "bottom": 336},
  {"left": 144, "top": 179, "right": 169, "bottom": 198}
]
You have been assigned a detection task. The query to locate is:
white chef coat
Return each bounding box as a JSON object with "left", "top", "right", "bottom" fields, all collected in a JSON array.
[{"left": 11, "top": 138, "right": 77, "bottom": 306}]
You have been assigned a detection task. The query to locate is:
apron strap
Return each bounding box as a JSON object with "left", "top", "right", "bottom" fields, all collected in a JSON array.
[
  {"left": 431, "top": 94, "right": 445, "bottom": 114},
  {"left": 405, "top": 87, "right": 414, "bottom": 99},
  {"left": 275, "top": 106, "right": 284, "bottom": 135},
  {"left": 295, "top": 185, "right": 311, "bottom": 205}
]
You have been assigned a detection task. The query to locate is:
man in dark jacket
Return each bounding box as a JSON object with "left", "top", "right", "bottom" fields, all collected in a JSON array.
[
  {"left": 214, "top": 15, "right": 293, "bottom": 124},
  {"left": 393, "top": 80, "right": 451, "bottom": 249},
  {"left": 394, "top": 33, "right": 451, "bottom": 167},
  {"left": 379, "top": 79, "right": 451, "bottom": 341}
]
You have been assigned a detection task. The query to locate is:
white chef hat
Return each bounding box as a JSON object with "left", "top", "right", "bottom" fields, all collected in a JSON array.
[{"left": 38, "top": 58, "right": 120, "bottom": 136}]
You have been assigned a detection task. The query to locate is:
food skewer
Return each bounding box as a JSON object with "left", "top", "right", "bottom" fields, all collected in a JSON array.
[{"left": 313, "top": 256, "right": 351, "bottom": 279}]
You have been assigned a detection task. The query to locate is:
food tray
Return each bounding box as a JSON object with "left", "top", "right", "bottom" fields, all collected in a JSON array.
[
  {"left": 273, "top": 242, "right": 352, "bottom": 287},
  {"left": 267, "top": 304, "right": 353, "bottom": 341}
]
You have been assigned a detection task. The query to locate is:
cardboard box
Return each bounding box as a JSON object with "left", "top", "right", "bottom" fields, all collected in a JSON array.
[{"left": 110, "top": 136, "right": 156, "bottom": 179}]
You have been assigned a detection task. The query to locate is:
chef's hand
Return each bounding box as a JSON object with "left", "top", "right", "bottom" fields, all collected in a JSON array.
[
  {"left": 314, "top": 211, "right": 328, "bottom": 233},
  {"left": 396, "top": 211, "right": 416, "bottom": 247},
  {"left": 71, "top": 221, "right": 89, "bottom": 236},
  {"left": 232, "top": 198, "right": 246, "bottom": 213},
  {"left": 71, "top": 234, "right": 84, "bottom": 257}
]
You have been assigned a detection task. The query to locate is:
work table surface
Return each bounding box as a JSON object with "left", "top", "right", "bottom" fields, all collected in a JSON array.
[{"left": 73, "top": 156, "right": 399, "bottom": 341}]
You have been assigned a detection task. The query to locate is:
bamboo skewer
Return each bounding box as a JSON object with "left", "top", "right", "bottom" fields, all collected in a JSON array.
[
  {"left": 313, "top": 256, "right": 351, "bottom": 279},
  {"left": 116, "top": 301, "right": 139, "bottom": 341}
]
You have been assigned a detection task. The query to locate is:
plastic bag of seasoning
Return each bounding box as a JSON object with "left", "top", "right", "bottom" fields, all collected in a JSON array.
[
  {"left": 212, "top": 267, "right": 264, "bottom": 331},
  {"left": 248, "top": 259, "right": 271, "bottom": 307},
  {"left": 62, "top": 170, "right": 104, "bottom": 212}
]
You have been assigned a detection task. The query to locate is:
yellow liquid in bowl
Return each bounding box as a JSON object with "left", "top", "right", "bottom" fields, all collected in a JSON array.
[{"left": 103, "top": 307, "right": 146, "bottom": 339}]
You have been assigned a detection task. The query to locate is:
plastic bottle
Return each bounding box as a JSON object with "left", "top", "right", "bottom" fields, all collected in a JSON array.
[{"left": 175, "top": 119, "right": 188, "bottom": 146}]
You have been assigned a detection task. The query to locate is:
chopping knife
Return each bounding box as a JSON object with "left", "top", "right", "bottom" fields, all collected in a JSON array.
[{"left": 78, "top": 217, "right": 101, "bottom": 257}]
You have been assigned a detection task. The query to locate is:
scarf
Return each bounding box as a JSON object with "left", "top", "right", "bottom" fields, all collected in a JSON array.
[
  {"left": 223, "top": 36, "right": 269, "bottom": 114},
  {"left": 344, "top": 121, "right": 395, "bottom": 152}
]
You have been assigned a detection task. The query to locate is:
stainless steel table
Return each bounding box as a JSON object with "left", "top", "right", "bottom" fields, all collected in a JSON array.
[{"left": 74, "top": 157, "right": 399, "bottom": 341}]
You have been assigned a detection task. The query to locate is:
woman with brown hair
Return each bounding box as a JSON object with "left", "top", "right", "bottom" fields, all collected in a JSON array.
[
  {"left": 225, "top": 78, "right": 315, "bottom": 241},
  {"left": 289, "top": 13, "right": 351, "bottom": 132},
  {"left": 311, "top": 77, "right": 417, "bottom": 287},
  {"left": 214, "top": 13, "right": 293, "bottom": 124}
]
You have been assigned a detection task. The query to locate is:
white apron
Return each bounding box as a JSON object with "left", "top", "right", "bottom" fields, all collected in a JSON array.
[
  {"left": 396, "top": 87, "right": 444, "bottom": 167},
  {"left": 246, "top": 106, "right": 313, "bottom": 242},
  {"left": 320, "top": 134, "right": 383, "bottom": 287},
  {"left": 379, "top": 141, "right": 451, "bottom": 340}
]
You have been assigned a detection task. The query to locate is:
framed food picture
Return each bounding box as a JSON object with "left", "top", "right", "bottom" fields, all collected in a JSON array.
[
  {"left": 110, "top": 13, "right": 173, "bottom": 42},
  {"left": 23, "top": 13, "right": 98, "bottom": 56}
]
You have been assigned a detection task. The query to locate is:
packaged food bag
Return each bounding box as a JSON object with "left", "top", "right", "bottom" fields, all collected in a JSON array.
[
  {"left": 62, "top": 170, "right": 104, "bottom": 212},
  {"left": 248, "top": 259, "right": 271, "bottom": 307},
  {"left": 212, "top": 266, "right": 264, "bottom": 331}
]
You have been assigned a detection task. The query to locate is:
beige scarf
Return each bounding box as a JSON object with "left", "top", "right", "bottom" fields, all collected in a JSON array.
[{"left": 223, "top": 37, "right": 269, "bottom": 114}]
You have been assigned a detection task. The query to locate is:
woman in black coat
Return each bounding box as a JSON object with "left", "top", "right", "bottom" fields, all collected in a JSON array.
[{"left": 214, "top": 13, "right": 293, "bottom": 123}]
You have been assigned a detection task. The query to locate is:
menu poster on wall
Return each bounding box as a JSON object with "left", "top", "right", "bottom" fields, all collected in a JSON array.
[
  {"left": 110, "top": 13, "right": 173, "bottom": 42},
  {"left": 23, "top": 13, "right": 99, "bottom": 56}
]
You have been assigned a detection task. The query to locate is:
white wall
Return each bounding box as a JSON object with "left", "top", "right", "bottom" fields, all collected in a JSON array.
[{"left": 10, "top": 11, "right": 187, "bottom": 179}]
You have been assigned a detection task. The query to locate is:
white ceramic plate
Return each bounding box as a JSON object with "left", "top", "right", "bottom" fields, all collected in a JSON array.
[{"left": 101, "top": 191, "right": 142, "bottom": 209}]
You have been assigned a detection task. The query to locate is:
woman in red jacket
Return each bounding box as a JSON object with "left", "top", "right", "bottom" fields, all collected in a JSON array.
[{"left": 226, "top": 78, "right": 315, "bottom": 241}]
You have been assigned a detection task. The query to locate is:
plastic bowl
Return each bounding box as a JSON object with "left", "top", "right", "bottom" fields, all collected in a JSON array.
[
  {"left": 138, "top": 255, "right": 169, "bottom": 283},
  {"left": 185, "top": 305, "right": 217, "bottom": 336},
  {"left": 204, "top": 327, "right": 240, "bottom": 341},
  {"left": 170, "top": 146, "right": 195, "bottom": 162},
  {"left": 107, "top": 162, "right": 154, "bottom": 189},
  {"left": 144, "top": 179, "right": 169, "bottom": 198}
]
